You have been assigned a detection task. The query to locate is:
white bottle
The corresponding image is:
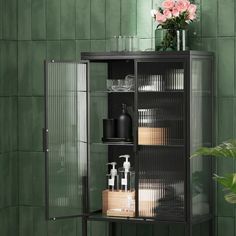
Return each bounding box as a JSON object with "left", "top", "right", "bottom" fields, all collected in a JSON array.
[
  {"left": 119, "top": 155, "right": 135, "bottom": 192},
  {"left": 107, "top": 162, "right": 119, "bottom": 191}
]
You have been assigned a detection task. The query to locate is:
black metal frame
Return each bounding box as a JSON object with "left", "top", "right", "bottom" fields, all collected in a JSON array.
[{"left": 44, "top": 51, "right": 214, "bottom": 236}]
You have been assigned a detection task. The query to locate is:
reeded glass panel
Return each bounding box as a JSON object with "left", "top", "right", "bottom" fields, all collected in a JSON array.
[
  {"left": 137, "top": 61, "right": 185, "bottom": 220},
  {"left": 190, "top": 58, "right": 212, "bottom": 218},
  {"left": 89, "top": 63, "right": 108, "bottom": 212},
  {"left": 46, "top": 62, "right": 88, "bottom": 218}
]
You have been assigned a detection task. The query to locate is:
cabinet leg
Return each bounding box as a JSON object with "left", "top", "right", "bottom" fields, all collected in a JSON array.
[
  {"left": 185, "top": 224, "right": 192, "bottom": 236},
  {"left": 82, "top": 218, "right": 87, "bottom": 236},
  {"left": 109, "top": 222, "right": 116, "bottom": 236}
]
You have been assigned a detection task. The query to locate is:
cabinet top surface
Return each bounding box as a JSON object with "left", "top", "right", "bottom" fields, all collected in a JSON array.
[{"left": 81, "top": 51, "right": 213, "bottom": 61}]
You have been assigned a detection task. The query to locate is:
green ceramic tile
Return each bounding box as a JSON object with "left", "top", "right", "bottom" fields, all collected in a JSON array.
[
  {"left": 3, "top": 0, "right": 17, "bottom": 39},
  {"left": 61, "top": 0, "right": 76, "bottom": 39},
  {"left": 76, "top": 0, "right": 90, "bottom": 39},
  {"left": 201, "top": 38, "right": 217, "bottom": 54},
  {"left": 0, "top": 100, "right": 3, "bottom": 153},
  {"left": 7, "top": 207, "right": 19, "bottom": 236},
  {"left": 200, "top": 222, "right": 210, "bottom": 236},
  {"left": 202, "top": 0, "right": 217, "bottom": 37},
  {"left": 47, "top": 41, "right": 61, "bottom": 60},
  {"left": 121, "top": 223, "right": 136, "bottom": 236},
  {"left": 61, "top": 219, "right": 77, "bottom": 236},
  {"left": 31, "top": 0, "right": 46, "bottom": 39},
  {"left": 218, "top": 98, "right": 234, "bottom": 143},
  {"left": 137, "top": 0, "right": 152, "bottom": 38},
  {"left": 18, "top": 0, "right": 31, "bottom": 40},
  {"left": 1, "top": 98, "right": 10, "bottom": 152},
  {"left": 60, "top": 40, "right": 76, "bottom": 60},
  {"left": 188, "top": 0, "right": 201, "bottom": 38},
  {"left": 18, "top": 97, "right": 44, "bottom": 151},
  {"left": 0, "top": 41, "right": 17, "bottom": 96},
  {"left": 234, "top": 99, "right": 236, "bottom": 140},
  {"left": 189, "top": 37, "right": 203, "bottom": 51},
  {"left": 19, "top": 207, "right": 47, "bottom": 236},
  {"left": 48, "top": 218, "right": 77, "bottom": 236},
  {"left": 121, "top": 0, "right": 137, "bottom": 36},
  {"left": 91, "top": 0, "right": 106, "bottom": 39},
  {"left": 218, "top": 38, "right": 234, "bottom": 97},
  {"left": 76, "top": 218, "right": 83, "bottom": 236},
  {"left": 90, "top": 145, "right": 107, "bottom": 211},
  {"left": 0, "top": 207, "right": 18, "bottom": 236},
  {"left": 76, "top": 40, "right": 90, "bottom": 60},
  {"left": 192, "top": 224, "right": 201, "bottom": 236},
  {"left": 0, "top": 153, "right": 18, "bottom": 208},
  {"left": 32, "top": 41, "right": 46, "bottom": 96},
  {"left": 169, "top": 224, "right": 185, "bottom": 236},
  {"left": 0, "top": 208, "right": 8, "bottom": 235},
  {"left": 139, "top": 38, "right": 153, "bottom": 51},
  {"left": 152, "top": 0, "right": 162, "bottom": 9},
  {"left": 18, "top": 41, "right": 32, "bottom": 96},
  {"left": 46, "top": 0, "right": 60, "bottom": 39},
  {"left": 106, "top": 0, "right": 121, "bottom": 38},
  {"left": 91, "top": 40, "right": 106, "bottom": 52},
  {"left": 0, "top": 0, "right": 3, "bottom": 39},
  {"left": 218, "top": 217, "right": 234, "bottom": 236},
  {"left": 19, "top": 207, "right": 34, "bottom": 235},
  {"left": 0, "top": 42, "right": 3, "bottom": 96},
  {"left": 19, "top": 152, "right": 45, "bottom": 206},
  {"left": 218, "top": 0, "right": 235, "bottom": 37},
  {"left": 136, "top": 224, "right": 152, "bottom": 236},
  {"left": 153, "top": 224, "right": 169, "bottom": 235},
  {"left": 88, "top": 221, "right": 108, "bottom": 236},
  {"left": 32, "top": 97, "right": 44, "bottom": 151},
  {"left": 48, "top": 220, "right": 63, "bottom": 236}
]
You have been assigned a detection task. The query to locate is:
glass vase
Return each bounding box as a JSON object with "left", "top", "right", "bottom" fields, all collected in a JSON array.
[{"left": 155, "top": 28, "right": 188, "bottom": 51}]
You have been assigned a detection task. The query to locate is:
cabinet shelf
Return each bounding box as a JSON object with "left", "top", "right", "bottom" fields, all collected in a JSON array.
[
  {"left": 87, "top": 212, "right": 186, "bottom": 224},
  {"left": 91, "top": 142, "right": 134, "bottom": 146},
  {"left": 90, "top": 90, "right": 184, "bottom": 94}
]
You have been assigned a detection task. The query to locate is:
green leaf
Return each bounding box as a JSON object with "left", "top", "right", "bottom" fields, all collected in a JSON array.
[
  {"left": 214, "top": 174, "right": 236, "bottom": 204},
  {"left": 190, "top": 140, "right": 236, "bottom": 159}
]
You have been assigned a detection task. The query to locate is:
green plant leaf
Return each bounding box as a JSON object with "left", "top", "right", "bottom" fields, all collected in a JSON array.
[
  {"left": 214, "top": 173, "right": 236, "bottom": 204},
  {"left": 190, "top": 140, "right": 236, "bottom": 159}
]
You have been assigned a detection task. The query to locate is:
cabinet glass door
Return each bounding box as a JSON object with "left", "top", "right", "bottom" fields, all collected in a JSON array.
[
  {"left": 135, "top": 60, "right": 186, "bottom": 220},
  {"left": 45, "top": 61, "right": 88, "bottom": 219}
]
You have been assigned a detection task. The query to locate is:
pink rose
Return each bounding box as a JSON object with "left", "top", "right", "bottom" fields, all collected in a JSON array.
[
  {"left": 176, "top": 0, "right": 190, "bottom": 13},
  {"left": 188, "top": 12, "right": 196, "bottom": 20},
  {"left": 162, "top": 0, "right": 175, "bottom": 10},
  {"left": 172, "top": 7, "right": 180, "bottom": 17},
  {"left": 163, "top": 9, "right": 172, "bottom": 19},
  {"left": 187, "top": 4, "right": 197, "bottom": 14},
  {"left": 156, "top": 12, "right": 167, "bottom": 23}
]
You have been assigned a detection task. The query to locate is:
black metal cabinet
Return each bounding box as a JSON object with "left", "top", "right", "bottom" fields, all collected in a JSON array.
[{"left": 44, "top": 51, "right": 214, "bottom": 236}]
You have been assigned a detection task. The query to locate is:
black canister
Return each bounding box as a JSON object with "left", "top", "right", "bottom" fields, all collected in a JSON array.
[
  {"left": 103, "top": 119, "right": 116, "bottom": 139},
  {"left": 117, "top": 104, "right": 133, "bottom": 141}
]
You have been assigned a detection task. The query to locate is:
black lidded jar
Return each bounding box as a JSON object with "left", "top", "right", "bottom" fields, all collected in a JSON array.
[{"left": 117, "top": 104, "right": 133, "bottom": 141}]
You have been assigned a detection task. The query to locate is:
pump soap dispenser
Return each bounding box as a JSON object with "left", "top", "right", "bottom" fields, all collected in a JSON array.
[
  {"left": 119, "top": 155, "right": 135, "bottom": 192},
  {"left": 107, "top": 162, "right": 119, "bottom": 191},
  {"left": 117, "top": 104, "right": 133, "bottom": 141}
]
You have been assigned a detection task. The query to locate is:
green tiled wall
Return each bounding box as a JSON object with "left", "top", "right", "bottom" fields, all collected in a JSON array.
[
  {"left": 0, "top": 0, "right": 235, "bottom": 235},
  {"left": 0, "top": 0, "right": 19, "bottom": 231}
]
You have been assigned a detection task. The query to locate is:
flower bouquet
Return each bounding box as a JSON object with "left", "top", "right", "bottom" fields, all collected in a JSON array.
[{"left": 151, "top": 0, "right": 197, "bottom": 51}]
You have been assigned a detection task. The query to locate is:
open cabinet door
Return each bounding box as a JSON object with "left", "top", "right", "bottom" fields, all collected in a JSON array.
[{"left": 44, "top": 61, "right": 88, "bottom": 219}]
